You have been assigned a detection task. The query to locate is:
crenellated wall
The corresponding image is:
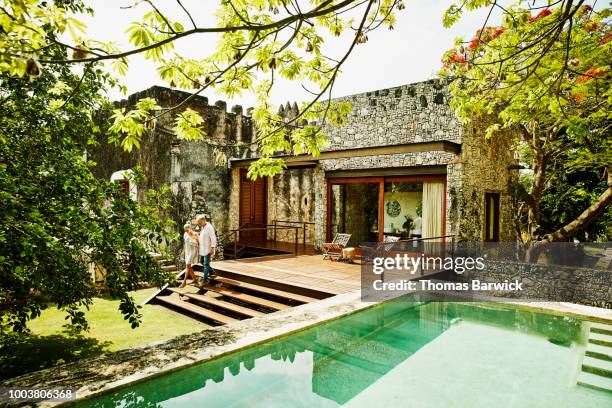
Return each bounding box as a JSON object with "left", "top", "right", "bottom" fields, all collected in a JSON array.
[
  {"left": 322, "top": 79, "right": 462, "bottom": 150},
  {"left": 91, "top": 86, "right": 256, "bottom": 250},
  {"left": 93, "top": 79, "right": 519, "bottom": 259}
]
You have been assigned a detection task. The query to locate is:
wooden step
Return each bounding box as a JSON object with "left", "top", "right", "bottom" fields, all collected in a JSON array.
[
  {"left": 162, "top": 265, "right": 179, "bottom": 272},
  {"left": 211, "top": 276, "right": 318, "bottom": 304},
  {"left": 590, "top": 322, "right": 612, "bottom": 336},
  {"left": 167, "top": 288, "right": 265, "bottom": 318},
  {"left": 577, "top": 371, "right": 612, "bottom": 393},
  {"left": 590, "top": 332, "right": 612, "bottom": 347},
  {"left": 156, "top": 295, "right": 238, "bottom": 325},
  {"left": 582, "top": 356, "right": 612, "bottom": 378},
  {"left": 586, "top": 343, "right": 612, "bottom": 361},
  {"left": 201, "top": 284, "right": 290, "bottom": 311}
]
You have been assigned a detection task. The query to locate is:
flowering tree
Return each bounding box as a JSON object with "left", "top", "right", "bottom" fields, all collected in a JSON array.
[
  {"left": 441, "top": 1, "right": 611, "bottom": 242},
  {"left": 0, "top": 0, "right": 404, "bottom": 178}
]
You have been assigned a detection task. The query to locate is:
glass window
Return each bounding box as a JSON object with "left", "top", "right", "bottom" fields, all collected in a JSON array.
[
  {"left": 383, "top": 182, "right": 423, "bottom": 240},
  {"left": 330, "top": 183, "right": 380, "bottom": 246}
]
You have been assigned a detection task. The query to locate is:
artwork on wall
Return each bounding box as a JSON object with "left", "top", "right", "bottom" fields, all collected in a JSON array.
[{"left": 386, "top": 200, "right": 401, "bottom": 217}]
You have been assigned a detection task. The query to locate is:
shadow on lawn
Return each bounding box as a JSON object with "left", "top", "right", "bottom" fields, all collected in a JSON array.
[{"left": 0, "top": 332, "right": 112, "bottom": 380}]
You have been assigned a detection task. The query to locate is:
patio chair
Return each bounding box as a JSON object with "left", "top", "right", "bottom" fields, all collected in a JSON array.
[
  {"left": 322, "top": 233, "right": 352, "bottom": 261},
  {"left": 382, "top": 235, "right": 401, "bottom": 253}
]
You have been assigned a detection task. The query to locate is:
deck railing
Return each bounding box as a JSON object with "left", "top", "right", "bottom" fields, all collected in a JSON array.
[
  {"left": 219, "top": 223, "right": 302, "bottom": 259},
  {"left": 271, "top": 219, "right": 316, "bottom": 245}
]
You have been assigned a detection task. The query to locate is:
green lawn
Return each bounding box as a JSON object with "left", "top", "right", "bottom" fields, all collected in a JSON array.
[{"left": 1, "top": 288, "right": 208, "bottom": 380}]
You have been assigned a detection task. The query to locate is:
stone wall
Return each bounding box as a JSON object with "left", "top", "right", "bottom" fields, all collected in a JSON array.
[
  {"left": 322, "top": 79, "right": 461, "bottom": 150},
  {"left": 448, "top": 122, "right": 518, "bottom": 242},
  {"left": 91, "top": 86, "right": 255, "bottom": 257},
  {"left": 93, "top": 80, "right": 518, "bottom": 257},
  {"left": 455, "top": 261, "right": 612, "bottom": 309},
  {"left": 267, "top": 168, "right": 317, "bottom": 244},
  {"left": 270, "top": 81, "right": 517, "bottom": 247}
]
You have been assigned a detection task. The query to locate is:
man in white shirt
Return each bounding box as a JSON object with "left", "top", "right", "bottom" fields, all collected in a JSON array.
[{"left": 196, "top": 214, "right": 217, "bottom": 284}]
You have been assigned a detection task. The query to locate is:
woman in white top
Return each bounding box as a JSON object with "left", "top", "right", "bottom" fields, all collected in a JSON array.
[{"left": 180, "top": 223, "right": 199, "bottom": 288}]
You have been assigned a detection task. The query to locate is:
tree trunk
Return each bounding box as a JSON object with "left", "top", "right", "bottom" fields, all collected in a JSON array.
[
  {"left": 544, "top": 166, "right": 612, "bottom": 242},
  {"left": 527, "top": 137, "right": 547, "bottom": 239}
]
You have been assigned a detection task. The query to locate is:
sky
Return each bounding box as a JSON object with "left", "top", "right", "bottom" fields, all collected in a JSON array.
[{"left": 81, "top": 1, "right": 502, "bottom": 108}]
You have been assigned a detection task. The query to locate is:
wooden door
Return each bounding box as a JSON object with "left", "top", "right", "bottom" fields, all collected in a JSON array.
[{"left": 239, "top": 169, "right": 267, "bottom": 243}]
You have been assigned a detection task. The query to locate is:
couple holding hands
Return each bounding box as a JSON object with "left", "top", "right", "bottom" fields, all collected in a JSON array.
[{"left": 181, "top": 214, "right": 217, "bottom": 288}]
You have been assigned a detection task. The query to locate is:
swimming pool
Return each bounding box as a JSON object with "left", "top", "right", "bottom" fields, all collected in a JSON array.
[{"left": 76, "top": 301, "right": 611, "bottom": 407}]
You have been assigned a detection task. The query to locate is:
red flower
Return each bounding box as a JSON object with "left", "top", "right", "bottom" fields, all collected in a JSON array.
[
  {"left": 577, "top": 68, "right": 607, "bottom": 83},
  {"left": 529, "top": 9, "right": 552, "bottom": 23},
  {"left": 491, "top": 27, "right": 505, "bottom": 39},
  {"left": 468, "top": 39, "right": 480, "bottom": 50},
  {"left": 574, "top": 92, "right": 585, "bottom": 103},
  {"left": 443, "top": 49, "right": 468, "bottom": 67},
  {"left": 599, "top": 33, "right": 612, "bottom": 45},
  {"left": 585, "top": 68, "right": 606, "bottom": 77}
]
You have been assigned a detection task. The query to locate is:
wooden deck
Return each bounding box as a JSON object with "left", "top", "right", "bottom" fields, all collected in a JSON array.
[{"left": 212, "top": 255, "right": 362, "bottom": 295}]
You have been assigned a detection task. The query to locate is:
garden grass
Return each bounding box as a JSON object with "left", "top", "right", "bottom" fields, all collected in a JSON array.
[{"left": 1, "top": 288, "right": 208, "bottom": 380}]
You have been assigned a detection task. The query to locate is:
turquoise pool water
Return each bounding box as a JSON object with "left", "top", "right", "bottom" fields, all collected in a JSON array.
[{"left": 76, "top": 301, "right": 611, "bottom": 407}]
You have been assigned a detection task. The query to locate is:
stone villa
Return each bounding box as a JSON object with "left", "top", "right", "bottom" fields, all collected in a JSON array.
[{"left": 92, "top": 79, "right": 518, "bottom": 255}]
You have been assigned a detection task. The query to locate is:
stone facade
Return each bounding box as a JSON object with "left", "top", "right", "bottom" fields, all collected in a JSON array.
[
  {"left": 261, "top": 80, "right": 517, "bottom": 246},
  {"left": 93, "top": 79, "right": 518, "bottom": 259},
  {"left": 91, "top": 86, "right": 255, "bottom": 254},
  {"left": 323, "top": 79, "right": 461, "bottom": 149},
  {"left": 455, "top": 261, "right": 612, "bottom": 309},
  {"left": 267, "top": 168, "right": 317, "bottom": 243}
]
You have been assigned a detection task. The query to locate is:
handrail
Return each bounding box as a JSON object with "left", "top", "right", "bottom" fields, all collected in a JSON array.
[
  {"left": 397, "top": 234, "right": 456, "bottom": 243},
  {"left": 271, "top": 219, "right": 316, "bottom": 245},
  {"left": 272, "top": 219, "right": 316, "bottom": 225},
  {"left": 219, "top": 222, "right": 302, "bottom": 259}
]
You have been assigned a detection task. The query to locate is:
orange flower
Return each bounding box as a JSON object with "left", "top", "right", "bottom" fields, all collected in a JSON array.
[
  {"left": 599, "top": 33, "right": 612, "bottom": 45},
  {"left": 577, "top": 68, "right": 607, "bottom": 83},
  {"left": 574, "top": 92, "right": 585, "bottom": 103},
  {"left": 585, "top": 68, "right": 606, "bottom": 77},
  {"left": 529, "top": 9, "right": 552, "bottom": 23},
  {"left": 491, "top": 27, "right": 505, "bottom": 39}
]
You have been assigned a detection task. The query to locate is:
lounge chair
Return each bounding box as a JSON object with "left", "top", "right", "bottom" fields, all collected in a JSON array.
[
  {"left": 382, "top": 235, "right": 401, "bottom": 253},
  {"left": 322, "top": 233, "right": 352, "bottom": 261}
]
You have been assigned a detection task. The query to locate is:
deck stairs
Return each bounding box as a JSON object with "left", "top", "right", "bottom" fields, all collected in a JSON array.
[
  {"left": 150, "top": 252, "right": 180, "bottom": 273},
  {"left": 577, "top": 321, "right": 612, "bottom": 393},
  {"left": 143, "top": 262, "right": 333, "bottom": 326}
]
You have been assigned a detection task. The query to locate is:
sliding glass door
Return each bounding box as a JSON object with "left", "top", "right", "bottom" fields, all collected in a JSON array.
[
  {"left": 327, "top": 176, "right": 446, "bottom": 245},
  {"left": 329, "top": 180, "right": 380, "bottom": 247}
]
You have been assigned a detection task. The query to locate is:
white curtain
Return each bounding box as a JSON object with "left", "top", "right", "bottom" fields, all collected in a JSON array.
[{"left": 422, "top": 182, "right": 444, "bottom": 240}]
